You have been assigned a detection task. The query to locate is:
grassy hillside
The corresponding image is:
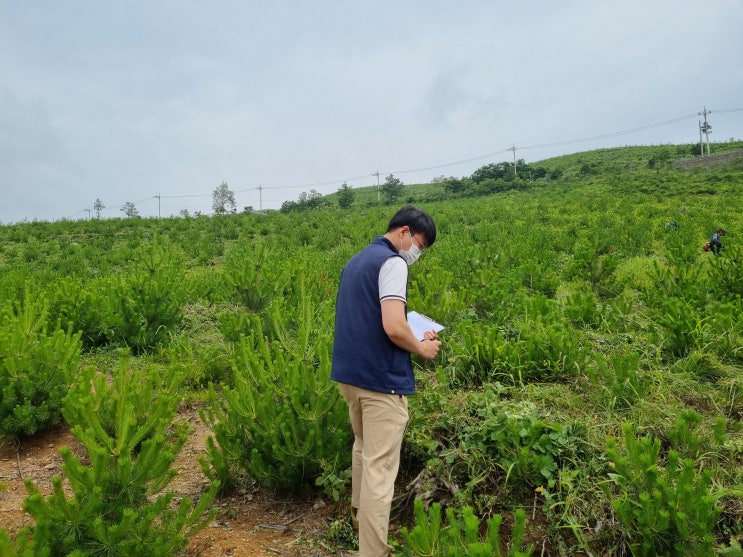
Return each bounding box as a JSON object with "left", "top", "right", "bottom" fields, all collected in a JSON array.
[
  {"left": 316, "top": 141, "right": 743, "bottom": 208},
  {"left": 1, "top": 143, "right": 742, "bottom": 555}
]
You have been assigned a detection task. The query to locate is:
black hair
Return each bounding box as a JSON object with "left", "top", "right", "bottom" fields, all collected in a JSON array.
[{"left": 386, "top": 205, "right": 437, "bottom": 247}]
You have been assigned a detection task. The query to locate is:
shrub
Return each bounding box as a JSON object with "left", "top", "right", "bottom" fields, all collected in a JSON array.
[
  {"left": 18, "top": 354, "right": 217, "bottom": 555},
  {"left": 223, "top": 237, "right": 289, "bottom": 312},
  {"left": 604, "top": 423, "right": 720, "bottom": 556},
  {"left": 49, "top": 276, "right": 110, "bottom": 349},
  {"left": 201, "top": 298, "right": 350, "bottom": 495},
  {"left": 653, "top": 297, "right": 709, "bottom": 357},
  {"left": 567, "top": 238, "right": 619, "bottom": 294},
  {"left": 106, "top": 241, "right": 186, "bottom": 353},
  {"left": 710, "top": 245, "right": 743, "bottom": 298},
  {"left": 563, "top": 284, "right": 601, "bottom": 327},
  {"left": 589, "top": 352, "right": 650, "bottom": 413},
  {"left": 512, "top": 316, "right": 589, "bottom": 382},
  {"left": 0, "top": 293, "right": 81, "bottom": 439}
]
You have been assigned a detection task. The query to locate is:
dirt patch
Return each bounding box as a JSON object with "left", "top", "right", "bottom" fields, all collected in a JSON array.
[
  {"left": 672, "top": 149, "right": 743, "bottom": 170},
  {"left": 0, "top": 411, "right": 344, "bottom": 556}
]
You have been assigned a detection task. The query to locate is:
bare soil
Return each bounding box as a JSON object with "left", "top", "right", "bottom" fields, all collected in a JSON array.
[{"left": 0, "top": 410, "right": 345, "bottom": 556}]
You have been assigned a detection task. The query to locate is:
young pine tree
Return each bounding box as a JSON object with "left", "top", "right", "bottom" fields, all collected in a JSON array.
[{"left": 20, "top": 353, "right": 217, "bottom": 556}]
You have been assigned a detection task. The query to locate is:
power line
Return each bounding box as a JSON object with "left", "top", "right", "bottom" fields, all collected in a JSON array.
[
  {"left": 48, "top": 107, "right": 743, "bottom": 220},
  {"left": 158, "top": 108, "right": 743, "bottom": 207},
  {"left": 158, "top": 192, "right": 213, "bottom": 199},
  {"left": 519, "top": 113, "right": 700, "bottom": 151},
  {"left": 390, "top": 149, "right": 510, "bottom": 176}
]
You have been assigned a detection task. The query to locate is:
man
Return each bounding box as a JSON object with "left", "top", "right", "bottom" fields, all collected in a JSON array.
[
  {"left": 709, "top": 228, "right": 726, "bottom": 255},
  {"left": 331, "top": 205, "right": 441, "bottom": 557}
]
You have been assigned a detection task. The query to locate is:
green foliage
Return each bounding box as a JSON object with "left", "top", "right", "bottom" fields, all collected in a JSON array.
[
  {"left": 654, "top": 297, "right": 709, "bottom": 357},
  {"left": 702, "top": 299, "right": 743, "bottom": 364},
  {"left": 399, "top": 499, "right": 532, "bottom": 556},
  {"left": 672, "top": 350, "right": 732, "bottom": 382},
  {"left": 216, "top": 305, "right": 258, "bottom": 343},
  {"left": 168, "top": 305, "right": 234, "bottom": 389},
  {"left": 200, "top": 293, "right": 350, "bottom": 494},
  {"left": 514, "top": 315, "right": 590, "bottom": 381},
  {"left": 315, "top": 465, "right": 352, "bottom": 504},
  {"left": 710, "top": 244, "right": 743, "bottom": 298},
  {"left": 459, "top": 394, "right": 585, "bottom": 493},
  {"left": 223, "top": 237, "right": 289, "bottom": 312},
  {"left": 665, "top": 409, "right": 725, "bottom": 461},
  {"left": 563, "top": 283, "right": 600, "bottom": 327},
  {"left": 0, "top": 293, "right": 81, "bottom": 439},
  {"left": 589, "top": 352, "right": 650, "bottom": 412},
  {"left": 382, "top": 173, "right": 404, "bottom": 204},
  {"left": 337, "top": 182, "right": 355, "bottom": 209},
  {"left": 647, "top": 255, "right": 705, "bottom": 301},
  {"left": 645, "top": 253, "right": 706, "bottom": 355},
  {"left": 18, "top": 354, "right": 217, "bottom": 555},
  {"left": 471, "top": 161, "right": 515, "bottom": 183},
  {"left": 718, "top": 537, "right": 743, "bottom": 556},
  {"left": 567, "top": 238, "right": 619, "bottom": 295},
  {"left": 407, "top": 268, "right": 468, "bottom": 324},
  {"left": 106, "top": 241, "right": 186, "bottom": 353},
  {"left": 48, "top": 276, "right": 110, "bottom": 349},
  {"left": 446, "top": 321, "right": 509, "bottom": 387},
  {"left": 0, "top": 528, "right": 38, "bottom": 556},
  {"left": 604, "top": 422, "right": 721, "bottom": 556},
  {"left": 447, "top": 315, "right": 589, "bottom": 387},
  {"left": 325, "top": 514, "right": 358, "bottom": 550}
]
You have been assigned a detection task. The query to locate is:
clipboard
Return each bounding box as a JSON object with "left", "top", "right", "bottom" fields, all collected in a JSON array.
[{"left": 407, "top": 311, "right": 445, "bottom": 341}]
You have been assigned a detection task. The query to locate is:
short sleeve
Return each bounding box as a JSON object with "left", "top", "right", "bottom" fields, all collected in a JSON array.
[{"left": 378, "top": 256, "right": 407, "bottom": 302}]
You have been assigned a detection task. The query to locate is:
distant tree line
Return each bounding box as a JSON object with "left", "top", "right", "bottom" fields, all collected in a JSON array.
[{"left": 77, "top": 142, "right": 717, "bottom": 220}]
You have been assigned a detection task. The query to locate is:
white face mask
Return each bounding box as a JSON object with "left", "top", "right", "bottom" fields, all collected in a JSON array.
[{"left": 399, "top": 232, "right": 422, "bottom": 265}]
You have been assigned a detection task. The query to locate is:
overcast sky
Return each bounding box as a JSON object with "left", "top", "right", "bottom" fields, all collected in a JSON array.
[{"left": 1, "top": 1, "right": 742, "bottom": 223}]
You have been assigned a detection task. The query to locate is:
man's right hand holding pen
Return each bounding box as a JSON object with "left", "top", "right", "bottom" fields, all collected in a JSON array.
[{"left": 419, "top": 330, "right": 441, "bottom": 360}]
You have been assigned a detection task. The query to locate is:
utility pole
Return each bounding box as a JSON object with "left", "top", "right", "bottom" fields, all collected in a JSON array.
[
  {"left": 698, "top": 118, "right": 704, "bottom": 156},
  {"left": 258, "top": 184, "right": 263, "bottom": 212},
  {"left": 507, "top": 144, "right": 517, "bottom": 179},
  {"left": 84, "top": 207, "right": 90, "bottom": 220},
  {"left": 154, "top": 193, "right": 161, "bottom": 218},
  {"left": 698, "top": 107, "right": 712, "bottom": 156},
  {"left": 373, "top": 170, "right": 381, "bottom": 201}
]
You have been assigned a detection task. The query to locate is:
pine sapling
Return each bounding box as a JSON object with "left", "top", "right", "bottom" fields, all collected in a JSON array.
[{"left": 20, "top": 353, "right": 217, "bottom": 555}]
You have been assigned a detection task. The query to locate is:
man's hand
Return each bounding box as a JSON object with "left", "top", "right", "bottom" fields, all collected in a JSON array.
[
  {"left": 419, "top": 337, "right": 441, "bottom": 360},
  {"left": 382, "top": 299, "right": 441, "bottom": 359}
]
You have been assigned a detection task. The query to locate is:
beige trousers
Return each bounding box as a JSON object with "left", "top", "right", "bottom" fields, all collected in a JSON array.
[{"left": 339, "top": 383, "right": 409, "bottom": 557}]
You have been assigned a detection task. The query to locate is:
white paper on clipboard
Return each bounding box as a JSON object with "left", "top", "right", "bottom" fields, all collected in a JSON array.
[{"left": 407, "top": 311, "right": 445, "bottom": 341}]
